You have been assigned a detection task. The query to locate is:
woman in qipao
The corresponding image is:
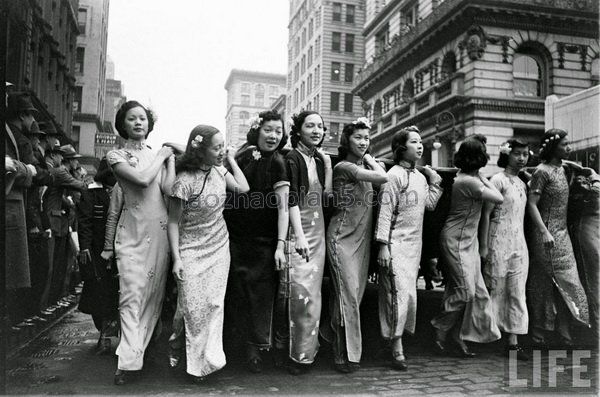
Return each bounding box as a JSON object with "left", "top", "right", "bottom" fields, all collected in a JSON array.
[
  {"left": 325, "top": 117, "right": 387, "bottom": 373},
  {"left": 375, "top": 126, "right": 443, "bottom": 370},
  {"left": 274, "top": 111, "right": 332, "bottom": 375},
  {"left": 105, "top": 101, "right": 175, "bottom": 385},
  {"left": 167, "top": 125, "right": 249, "bottom": 383},
  {"left": 479, "top": 139, "right": 530, "bottom": 360}
]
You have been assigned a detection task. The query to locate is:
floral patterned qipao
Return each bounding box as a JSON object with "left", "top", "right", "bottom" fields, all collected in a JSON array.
[
  {"left": 106, "top": 145, "right": 169, "bottom": 371},
  {"left": 171, "top": 166, "right": 230, "bottom": 377}
]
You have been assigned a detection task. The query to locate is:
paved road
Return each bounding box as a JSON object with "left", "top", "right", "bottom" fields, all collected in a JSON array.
[{"left": 6, "top": 286, "right": 599, "bottom": 395}]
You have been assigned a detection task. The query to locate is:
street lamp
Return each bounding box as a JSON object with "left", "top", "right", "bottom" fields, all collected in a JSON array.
[{"left": 435, "top": 110, "right": 461, "bottom": 166}]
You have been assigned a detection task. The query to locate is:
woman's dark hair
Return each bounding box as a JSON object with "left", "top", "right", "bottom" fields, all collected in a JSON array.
[
  {"left": 175, "top": 125, "right": 220, "bottom": 173},
  {"left": 454, "top": 134, "right": 489, "bottom": 172},
  {"left": 289, "top": 110, "right": 327, "bottom": 148},
  {"left": 94, "top": 157, "right": 116, "bottom": 187},
  {"left": 538, "top": 128, "right": 568, "bottom": 161},
  {"left": 115, "top": 100, "right": 155, "bottom": 139},
  {"left": 246, "top": 110, "right": 288, "bottom": 151},
  {"left": 391, "top": 125, "right": 420, "bottom": 164},
  {"left": 497, "top": 138, "right": 530, "bottom": 168},
  {"left": 338, "top": 120, "right": 371, "bottom": 159}
]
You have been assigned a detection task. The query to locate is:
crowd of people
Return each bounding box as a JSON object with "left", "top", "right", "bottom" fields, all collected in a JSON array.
[{"left": 5, "top": 96, "right": 599, "bottom": 386}]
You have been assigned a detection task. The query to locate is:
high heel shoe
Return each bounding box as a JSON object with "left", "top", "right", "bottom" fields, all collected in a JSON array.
[
  {"left": 114, "top": 369, "right": 126, "bottom": 386},
  {"left": 391, "top": 352, "right": 408, "bottom": 371},
  {"left": 455, "top": 342, "right": 476, "bottom": 358},
  {"left": 333, "top": 362, "right": 350, "bottom": 373}
]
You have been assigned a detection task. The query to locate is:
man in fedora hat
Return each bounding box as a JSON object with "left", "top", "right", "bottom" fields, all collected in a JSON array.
[
  {"left": 40, "top": 145, "right": 87, "bottom": 308},
  {"left": 5, "top": 92, "right": 39, "bottom": 325}
]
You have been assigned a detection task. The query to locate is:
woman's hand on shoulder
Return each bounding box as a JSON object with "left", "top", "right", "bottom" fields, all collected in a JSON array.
[{"left": 158, "top": 145, "right": 174, "bottom": 160}]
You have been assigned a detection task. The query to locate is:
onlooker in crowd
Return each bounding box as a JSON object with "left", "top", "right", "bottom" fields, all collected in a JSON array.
[
  {"left": 431, "top": 134, "right": 503, "bottom": 356},
  {"left": 78, "top": 158, "right": 119, "bottom": 355},
  {"left": 326, "top": 117, "right": 387, "bottom": 373},
  {"left": 375, "top": 126, "right": 442, "bottom": 370},
  {"left": 480, "top": 139, "right": 531, "bottom": 360},
  {"left": 168, "top": 125, "right": 249, "bottom": 383},
  {"left": 106, "top": 101, "right": 175, "bottom": 385},
  {"left": 224, "top": 110, "right": 289, "bottom": 373},
  {"left": 527, "top": 129, "right": 589, "bottom": 346}
]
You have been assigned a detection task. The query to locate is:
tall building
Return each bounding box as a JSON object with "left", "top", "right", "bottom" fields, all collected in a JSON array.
[
  {"left": 72, "top": 0, "right": 109, "bottom": 159},
  {"left": 224, "top": 69, "right": 287, "bottom": 148},
  {"left": 354, "top": 0, "right": 599, "bottom": 170},
  {"left": 4, "top": 0, "right": 80, "bottom": 142},
  {"left": 287, "top": 0, "right": 366, "bottom": 151}
]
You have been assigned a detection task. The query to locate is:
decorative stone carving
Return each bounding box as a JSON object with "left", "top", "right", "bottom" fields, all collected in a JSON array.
[
  {"left": 557, "top": 42, "right": 589, "bottom": 70},
  {"left": 460, "top": 25, "right": 487, "bottom": 61}
]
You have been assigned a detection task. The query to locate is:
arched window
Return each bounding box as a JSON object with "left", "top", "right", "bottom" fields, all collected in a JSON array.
[
  {"left": 402, "top": 78, "right": 414, "bottom": 102},
  {"left": 373, "top": 99, "right": 382, "bottom": 120},
  {"left": 239, "top": 111, "right": 249, "bottom": 120},
  {"left": 513, "top": 53, "right": 542, "bottom": 97},
  {"left": 440, "top": 52, "right": 456, "bottom": 81}
]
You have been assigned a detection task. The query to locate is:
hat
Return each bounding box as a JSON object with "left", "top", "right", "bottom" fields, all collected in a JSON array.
[
  {"left": 59, "top": 144, "right": 82, "bottom": 159},
  {"left": 48, "top": 142, "right": 65, "bottom": 153},
  {"left": 7, "top": 92, "right": 38, "bottom": 114},
  {"left": 27, "top": 120, "right": 45, "bottom": 135},
  {"left": 38, "top": 121, "right": 58, "bottom": 135}
]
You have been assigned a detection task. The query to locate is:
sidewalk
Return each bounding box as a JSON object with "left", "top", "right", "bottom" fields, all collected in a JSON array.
[{"left": 6, "top": 284, "right": 599, "bottom": 395}]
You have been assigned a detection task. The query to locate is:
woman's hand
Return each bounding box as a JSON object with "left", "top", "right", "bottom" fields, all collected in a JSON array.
[
  {"left": 100, "top": 250, "right": 114, "bottom": 261},
  {"left": 294, "top": 235, "right": 310, "bottom": 262},
  {"left": 542, "top": 230, "right": 555, "bottom": 249},
  {"left": 274, "top": 242, "right": 287, "bottom": 271},
  {"left": 316, "top": 148, "right": 332, "bottom": 167},
  {"left": 158, "top": 145, "right": 175, "bottom": 161},
  {"left": 172, "top": 258, "right": 184, "bottom": 282},
  {"left": 378, "top": 244, "right": 392, "bottom": 268}
]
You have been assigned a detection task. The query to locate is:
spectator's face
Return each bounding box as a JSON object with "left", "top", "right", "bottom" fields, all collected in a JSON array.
[{"left": 20, "top": 112, "right": 35, "bottom": 132}]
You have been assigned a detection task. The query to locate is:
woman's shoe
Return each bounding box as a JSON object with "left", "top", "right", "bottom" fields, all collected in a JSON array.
[
  {"left": 114, "top": 369, "right": 126, "bottom": 386},
  {"left": 505, "top": 345, "right": 529, "bottom": 361},
  {"left": 247, "top": 357, "right": 263, "bottom": 373},
  {"left": 96, "top": 337, "right": 111, "bottom": 355},
  {"left": 455, "top": 343, "right": 476, "bottom": 358},
  {"left": 391, "top": 352, "right": 408, "bottom": 371},
  {"left": 189, "top": 375, "right": 205, "bottom": 384},
  {"left": 433, "top": 339, "right": 447, "bottom": 354},
  {"left": 333, "top": 362, "right": 350, "bottom": 373},
  {"left": 287, "top": 361, "right": 309, "bottom": 375},
  {"left": 168, "top": 348, "right": 182, "bottom": 369},
  {"left": 347, "top": 362, "right": 360, "bottom": 373}
]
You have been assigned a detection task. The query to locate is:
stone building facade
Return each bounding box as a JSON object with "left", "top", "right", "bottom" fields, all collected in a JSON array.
[
  {"left": 354, "top": 0, "right": 599, "bottom": 171},
  {"left": 224, "top": 69, "right": 286, "bottom": 149},
  {"left": 287, "top": 0, "right": 366, "bottom": 151},
  {"left": 5, "top": 0, "right": 80, "bottom": 142}
]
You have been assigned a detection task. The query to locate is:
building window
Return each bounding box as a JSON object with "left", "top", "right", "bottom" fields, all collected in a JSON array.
[
  {"left": 307, "top": 74, "right": 313, "bottom": 94},
  {"left": 373, "top": 99, "right": 382, "bottom": 119},
  {"left": 301, "top": 81, "right": 306, "bottom": 101},
  {"left": 345, "top": 34, "right": 354, "bottom": 53},
  {"left": 383, "top": 94, "right": 391, "bottom": 113},
  {"left": 302, "top": 28, "right": 307, "bottom": 47},
  {"left": 332, "top": 32, "right": 341, "bottom": 52},
  {"left": 75, "top": 47, "right": 85, "bottom": 73},
  {"left": 331, "top": 62, "right": 341, "bottom": 81},
  {"left": 346, "top": 4, "right": 355, "bottom": 23},
  {"left": 241, "top": 82, "right": 251, "bottom": 93},
  {"left": 255, "top": 84, "right": 265, "bottom": 106},
  {"left": 308, "top": 46, "right": 313, "bottom": 66},
  {"left": 71, "top": 126, "right": 80, "bottom": 151},
  {"left": 400, "top": 2, "right": 418, "bottom": 31},
  {"left": 331, "top": 92, "right": 340, "bottom": 111},
  {"left": 73, "top": 86, "right": 82, "bottom": 112},
  {"left": 294, "top": 63, "right": 299, "bottom": 82},
  {"left": 309, "top": 19, "right": 314, "bottom": 39},
  {"left": 316, "top": 65, "right": 320, "bottom": 85},
  {"left": 239, "top": 111, "right": 249, "bottom": 120},
  {"left": 241, "top": 94, "right": 250, "bottom": 105},
  {"left": 77, "top": 8, "right": 87, "bottom": 34},
  {"left": 329, "top": 122, "right": 340, "bottom": 143},
  {"left": 332, "top": 3, "right": 342, "bottom": 21},
  {"left": 301, "top": 55, "right": 306, "bottom": 74},
  {"left": 344, "top": 93, "right": 353, "bottom": 113},
  {"left": 345, "top": 63, "right": 354, "bottom": 83},
  {"left": 294, "top": 89, "right": 299, "bottom": 108},
  {"left": 315, "top": 94, "right": 320, "bottom": 112},
  {"left": 316, "top": 36, "right": 321, "bottom": 56},
  {"left": 402, "top": 79, "right": 414, "bottom": 101},
  {"left": 440, "top": 51, "right": 456, "bottom": 80},
  {"left": 513, "top": 53, "right": 543, "bottom": 97},
  {"left": 375, "top": 25, "right": 389, "bottom": 55}
]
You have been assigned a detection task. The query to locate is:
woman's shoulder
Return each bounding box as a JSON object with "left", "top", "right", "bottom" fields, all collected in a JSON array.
[{"left": 106, "top": 149, "right": 128, "bottom": 165}]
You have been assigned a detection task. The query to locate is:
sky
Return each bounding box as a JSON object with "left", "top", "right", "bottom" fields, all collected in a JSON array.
[{"left": 106, "top": 0, "right": 289, "bottom": 149}]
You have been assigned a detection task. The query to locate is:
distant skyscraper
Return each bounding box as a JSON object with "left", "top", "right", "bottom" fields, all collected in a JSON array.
[
  {"left": 224, "top": 69, "right": 287, "bottom": 148},
  {"left": 287, "top": 0, "right": 366, "bottom": 151},
  {"left": 72, "top": 0, "right": 110, "bottom": 158}
]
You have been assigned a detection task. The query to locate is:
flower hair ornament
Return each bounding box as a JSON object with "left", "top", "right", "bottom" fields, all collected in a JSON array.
[
  {"left": 191, "top": 135, "right": 203, "bottom": 149},
  {"left": 352, "top": 116, "right": 372, "bottom": 129},
  {"left": 499, "top": 142, "right": 511, "bottom": 155},
  {"left": 539, "top": 133, "right": 561, "bottom": 154},
  {"left": 249, "top": 116, "right": 263, "bottom": 130}
]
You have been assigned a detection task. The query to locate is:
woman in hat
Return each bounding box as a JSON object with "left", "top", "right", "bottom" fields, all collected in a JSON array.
[{"left": 105, "top": 101, "right": 175, "bottom": 385}]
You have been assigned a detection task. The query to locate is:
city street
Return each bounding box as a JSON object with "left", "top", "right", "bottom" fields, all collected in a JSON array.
[{"left": 6, "top": 287, "right": 599, "bottom": 396}]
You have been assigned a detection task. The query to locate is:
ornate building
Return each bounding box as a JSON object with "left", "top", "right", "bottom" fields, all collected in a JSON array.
[
  {"left": 5, "top": 0, "right": 80, "bottom": 142},
  {"left": 354, "top": 0, "right": 599, "bottom": 170},
  {"left": 287, "top": 0, "right": 367, "bottom": 151},
  {"left": 224, "top": 69, "right": 286, "bottom": 148}
]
